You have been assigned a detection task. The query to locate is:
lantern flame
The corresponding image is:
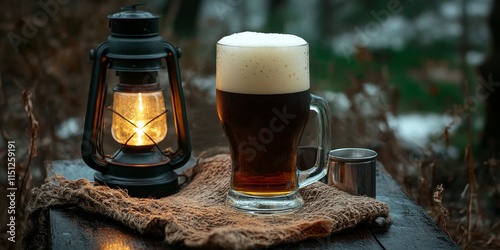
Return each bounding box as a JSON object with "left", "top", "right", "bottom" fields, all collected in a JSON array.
[{"left": 111, "top": 91, "right": 167, "bottom": 146}]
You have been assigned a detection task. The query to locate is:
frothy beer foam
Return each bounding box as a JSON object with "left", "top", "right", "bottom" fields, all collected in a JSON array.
[{"left": 216, "top": 32, "right": 309, "bottom": 94}]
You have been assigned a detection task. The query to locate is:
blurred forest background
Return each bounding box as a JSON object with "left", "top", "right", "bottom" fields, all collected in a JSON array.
[{"left": 1, "top": 0, "right": 500, "bottom": 249}]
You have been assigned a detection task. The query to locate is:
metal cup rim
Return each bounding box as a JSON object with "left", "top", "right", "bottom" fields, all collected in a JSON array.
[{"left": 329, "top": 148, "right": 378, "bottom": 162}]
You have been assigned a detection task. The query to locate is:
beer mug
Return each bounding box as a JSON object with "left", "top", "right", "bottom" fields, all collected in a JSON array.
[{"left": 216, "top": 32, "right": 331, "bottom": 213}]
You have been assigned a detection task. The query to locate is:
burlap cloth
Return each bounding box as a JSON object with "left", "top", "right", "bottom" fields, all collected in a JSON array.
[{"left": 25, "top": 154, "right": 391, "bottom": 249}]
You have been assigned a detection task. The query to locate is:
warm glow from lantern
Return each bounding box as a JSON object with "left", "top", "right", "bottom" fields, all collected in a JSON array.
[{"left": 111, "top": 91, "right": 167, "bottom": 146}]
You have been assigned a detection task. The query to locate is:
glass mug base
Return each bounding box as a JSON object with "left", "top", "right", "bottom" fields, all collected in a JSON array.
[{"left": 225, "top": 189, "right": 304, "bottom": 214}]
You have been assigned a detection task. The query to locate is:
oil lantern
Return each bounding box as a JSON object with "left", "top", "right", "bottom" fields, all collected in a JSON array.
[{"left": 81, "top": 5, "right": 191, "bottom": 198}]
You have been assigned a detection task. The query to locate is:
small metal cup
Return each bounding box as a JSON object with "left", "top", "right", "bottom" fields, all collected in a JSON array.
[{"left": 328, "top": 148, "right": 378, "bottom": 198}]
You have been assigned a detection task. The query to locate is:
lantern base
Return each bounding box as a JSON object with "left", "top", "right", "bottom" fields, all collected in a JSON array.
[{"left": 94, "top": 169, "right": 179, "bottom": 198}]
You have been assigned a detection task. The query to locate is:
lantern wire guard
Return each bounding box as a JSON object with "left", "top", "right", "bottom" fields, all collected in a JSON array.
[{"left": 81, "top": 5, "right": 191, "bottom": 198}]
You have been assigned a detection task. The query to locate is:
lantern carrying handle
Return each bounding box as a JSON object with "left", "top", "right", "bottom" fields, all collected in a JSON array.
[
  {"left": 163, "top": 42, "right": 192, "bottom": 168},
  {"left": 81, "top": 42, "right": 110, "bottom": 172}
]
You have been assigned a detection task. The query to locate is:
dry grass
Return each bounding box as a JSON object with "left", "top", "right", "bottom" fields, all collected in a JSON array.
[
  {"left": 329, "top": 61, "right": 500, "bottom": 249},
  {"left": 0, "top": 2, "right": 122, "bottom": 249}
]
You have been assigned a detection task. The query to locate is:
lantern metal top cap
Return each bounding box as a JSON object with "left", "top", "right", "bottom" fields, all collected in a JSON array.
[
  {"left": 109, "top": 4, "right": 159, "bottom": 19},
  {"left": 108, "top": 4, "right": 160, "bottom": 36}
]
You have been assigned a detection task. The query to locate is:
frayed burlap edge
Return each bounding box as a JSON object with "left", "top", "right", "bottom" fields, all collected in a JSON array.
[{"left": 24, "top": 154, "right": 391, "bottom": 250}]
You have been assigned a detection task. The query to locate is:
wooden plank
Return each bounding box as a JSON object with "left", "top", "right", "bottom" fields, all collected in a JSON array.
[
  {"left": 50, "top": 207, "right": 181, "bottom": 249},
  {"left": 48, "top": 160, "right": 383, "bottom": 249},
  {"left": 370, "top": 166, "right": 459, "bottom": 249},
  {"left": 45, "top": 159, "right": 458, "bottom": 249},
  {"left": 49, "top": 160, "right": 95, "bottom": 181},
  {"left": 49, "top": 207, "right": 383, "bottom": 250},
  {"left": 273, "top": 230, "right": 383, "bottom": 250}
]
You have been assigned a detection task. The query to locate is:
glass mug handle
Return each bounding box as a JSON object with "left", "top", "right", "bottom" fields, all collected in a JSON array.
[{"left": 297, "top": 94, "right": 331, "bottom": 188}]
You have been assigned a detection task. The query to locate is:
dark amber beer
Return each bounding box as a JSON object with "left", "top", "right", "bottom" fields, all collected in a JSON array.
[
  {"left": 217, "top": 90, "right": 310, "bottom": 195},
  {"left": 216, "top": 32, "right": 331, "bottom": 213}
]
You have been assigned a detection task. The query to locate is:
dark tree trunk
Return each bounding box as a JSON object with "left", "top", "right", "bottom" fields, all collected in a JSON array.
[
  {"left": 263, "top": 0, "right": 287, "bottom": 33},
  {"left": 319, "top": 0, "right": 335, "bottom": 42},
  {"left": 172, "top": 0, "right": 201, "bottom": 38},
  {"left": 478, "top": 0, "right": 500, "bottom": 158}
]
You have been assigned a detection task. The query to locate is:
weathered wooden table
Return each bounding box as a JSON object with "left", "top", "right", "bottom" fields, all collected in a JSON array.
[{"left": 40, "top": 158, "right": 458, "bottom": 249}]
